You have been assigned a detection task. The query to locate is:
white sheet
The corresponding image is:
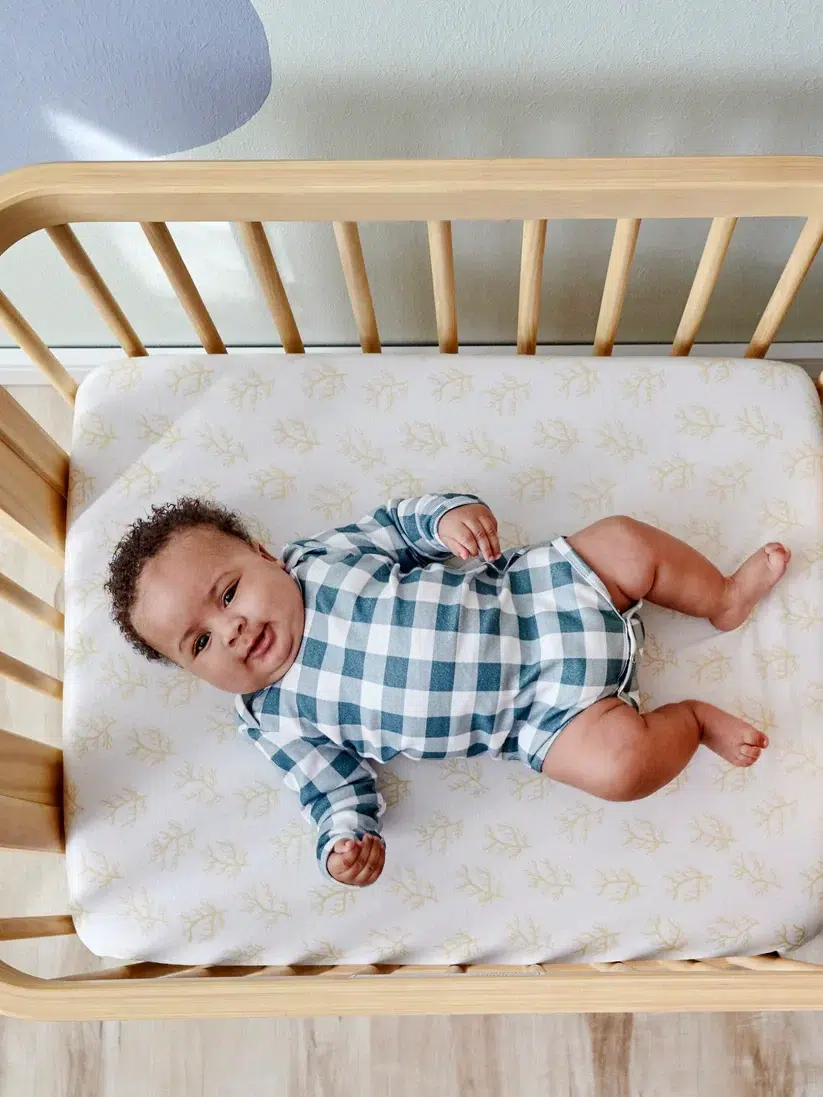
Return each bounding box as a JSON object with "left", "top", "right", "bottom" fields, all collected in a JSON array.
[{"left": 64, "top": 354, "right": 823, "bottom": 965}]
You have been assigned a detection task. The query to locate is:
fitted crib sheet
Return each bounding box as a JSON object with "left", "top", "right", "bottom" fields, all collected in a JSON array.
[{"left": 64, "top": 353, "right": 823, "bottom": 966}]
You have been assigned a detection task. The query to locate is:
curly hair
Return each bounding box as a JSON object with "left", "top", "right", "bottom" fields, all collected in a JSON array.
[{"left": 105, "top": 496, "right": 253, "bottom": 663}]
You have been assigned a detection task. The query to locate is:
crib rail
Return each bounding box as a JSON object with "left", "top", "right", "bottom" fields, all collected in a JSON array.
[
  {"left": 3, "top": 157, "right": 823, "bottom": 1018},
  {"left": 0, "top": 159, "right": 823, "bottom": 392}
]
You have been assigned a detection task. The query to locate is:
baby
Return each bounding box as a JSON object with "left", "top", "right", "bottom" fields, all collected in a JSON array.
[{"left": 106, "top": 493, "right": 789, "bottom": 889}]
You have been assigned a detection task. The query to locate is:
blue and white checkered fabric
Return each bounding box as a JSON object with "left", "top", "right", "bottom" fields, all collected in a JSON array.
[{"left": 235, "top": 494, "right": 642, "bottom": 880}]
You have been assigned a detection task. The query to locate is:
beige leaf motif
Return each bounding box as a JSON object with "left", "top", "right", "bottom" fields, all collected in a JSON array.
[
  {"left": 557, "top": 361, "right": 598, "bottom": 398},
  {"left": 198, "top": 425, "right": 248, "bottom": 467},
  {"left": 309, "top": 886, "right": 358, "bottom": 919},
  {"left": 596, "top": 868, "right": 642, "bottom": 903},
  {"left": 234, "top": 780, "right": 280, "bottom": 819},
  {"left": 438, "top": 758, "right": 489, "bottom": 798},
  {"left": 104, "top": 358, "right": 144, "bottom": 391},
  {"left": 689, "top": 646, "right": 732, "bottom": 684},
  {"left": 734, "top": 406, "right": 783, "bottom": 448},
  {"left": 597, "top": 421, "right": 647, "bottom": 462},
  {"left": 242, "top": 884, "right": 291, "bottom": 927},
  {"left": 174, "top": 763, "right": 222, "bottom": 805},
  {"left": 781, "top": 597, "right": 823, "bottom": 632},
  {"left": 753, "top": 795, "right": 798, "bottom": 838},
  {"left": 120, "top": 887, "right": 167, "bottom": 932},
  {"left": 368, "top": 928, "right": 411, "bottom": 961},
  {"left": 622, "top": 819, "right": 667, "bottom": 854},
  {"left": 755, "top": 647, "right": 798, "bottom": 681},
  {"left": 698, "top": 359, "right": 734, "bottom": 384},
  {"left": 456, "top": 865, "right": 503, "bottom": 904},
  {"left": 675, "top": 405, "right": 722, "bottom": 440},
  {"left": 304, "top": 363, "right": 347, "bottom": 401},
  {"left": 483, "top": 823, "right": 530, "bottom": 859},
  {"left": 708, "top": 461, "right": 751, "bottom": 502},
  {"left": 230, "top": 369, "right": 273, "bottom": 411},
  {"left": 622, "top": 366, "right": 665, "bottom": 406},
  {"left": 310, "top": 483, "right": 356, "bottom": 522},
  {"left": 666, "top": 866, "right": 712, "bottom": 902},
  {"left": 78, "top": 412, "right": 117, "bottom": 450},
  {"left": 642, "top": 634, "right": 679, "bottom": 677},
  {"left": 506, "top": 917, "right": 551, "bottom": 954},
  {"left": 81, "top": 850, "right": 123, "bottom": 889},
  {"left": 166, "top": 361, "right": 213, "bottom": 396},
  {"left": 389, "top": 868, "right": 437, "bottom": 910},
  {"left": 73, "top": 714, "right": 115, "bottom": 757},
  {"left": 270, "top": 820, "right": 312, "bottom": 865},
  {"left": 776, "top": 924, "right": 807, "bottom": 953},
  {"left": 300, "top": 940, "right": 344, "bottom": 964},
  {"left": 644, "top": 916, "right": 686, "bottom": 953},
  {"left": 68, "top": 468, "right": 96, "bottom": 510},
  {"left": 708, "top": 915, "right": 758, "bottom": 951},
  {"left": 118, "top": 461, "right": 160, "bottom": 499},
  {"left": 573, "top": 924, "right": 618, "bottom": 959},
  {"left": 252, "top": 466, "right": 296, "bottom": 500},
  {"left": 102, "top": 655, "right": 148, "bottom": 700},
  {"left": 339, "top": 429, "right": 386, "bottom": 472},
  {"left": 150, "top": 822, "right": 196, "bottom": 871},
  {"left": 158, "top": 669, "right": 201, "bottom": 707},
  {"left": 376, "top": 469, "right": 425, "bottom": 498},
  {"left": 182, "top": 901, "right": 226, "bottom": 943},
  {"left": 758, "top": 499, "right": 802, "bottom": 537},
  {"left": 690, "top": 814, "right": 735, "bottom": 851},
  {"left": 138, "top": 413, "right": 184, "bottom": 451},
  {"left": 570, "top": 478, "right": 616, "bottom": 518},
  {"left": 459, "top": 428, "right": 509, "bottom": 470},
  {"left": 415, "top": 811, "right": 464, "bottom": 853},
  {"left": 204, "top": 840, "right": 249, "bottom": 879},
  {"left": 128, "top": 728, "right": 175, "bottom": 766},
  {"left": 731, "top": 853, "right": 782, "bottom": 895},
  {"left": 486, "top": 375, "right": 532, "bottom": 416},
  {"left": 655, "top": 455, "right": 696, "bottom": 491},
  {"left": 557, "top": 802, "right": 604, "bottom": 843},
  {"left": 785, "top": 442, "right": 823, "bottom": 480},
  {"left": 364, "top": 371, "right": 408, "bottom": 409},
  {"left": 102, "top": 785, "right": 148, "bottom": 827},
  {"left": 525, "top": 860, "right": 574, "bottom": 900},
  {"left": 439, "top": 931, "right": 481, "bottom": 963},
  {"left": 404, "top": 421, "right": 447, "bottom": 457},
  {"left": 273, "top": 418, "right": 320, "bottom": 455},
  {"left": 514, "top": 467, "right": 554, "bottom": 502},
  {"left": 377, "top": 770, "right": 412, "bottom": 808},
  {"left": 534, "top": 418, "right": 581, "bottom": 454},
  {"left": 65, "top": 634, "right": 98, "bottom": 672},
  {"left": 507, "top": 770, "right": 549, "bottom": 802}
]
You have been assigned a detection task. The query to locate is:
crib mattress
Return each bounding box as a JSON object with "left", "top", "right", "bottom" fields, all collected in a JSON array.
[{"left": 64, "top": 353, "right": 823, "bottom": 966}]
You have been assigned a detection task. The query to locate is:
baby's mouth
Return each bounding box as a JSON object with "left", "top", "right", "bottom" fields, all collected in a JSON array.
[{"left": 246, "top": 624, "right": 274, "bottom": 663}]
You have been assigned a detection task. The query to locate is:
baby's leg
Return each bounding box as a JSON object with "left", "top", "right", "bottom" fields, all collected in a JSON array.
[
  {"left": 542, "top": 696, "right": 767, "bottom": 801},
  {"left": 566, "top": 516, "right": 789, "bottom": 629}
]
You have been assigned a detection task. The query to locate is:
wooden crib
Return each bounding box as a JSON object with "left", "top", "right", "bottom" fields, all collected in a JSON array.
[{"left": 2, "top": 156, "right": 823, "bottom": 1019}]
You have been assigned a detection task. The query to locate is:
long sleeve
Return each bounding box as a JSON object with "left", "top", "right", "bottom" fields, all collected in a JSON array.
[
  {"left": 283, "top": 493, "right": 482, "bottom": 574},
  {"left": 242, "top": 721, "right": 385, "bottom": 882}
]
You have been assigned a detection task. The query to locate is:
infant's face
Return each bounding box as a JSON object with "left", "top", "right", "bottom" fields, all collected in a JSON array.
[{"left": 131, "top": 526, "right": 305, "bottom": 693}]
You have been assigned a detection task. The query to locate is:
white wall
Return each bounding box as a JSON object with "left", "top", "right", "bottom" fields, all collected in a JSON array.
[{"left": 3, "top": 0, "right": 823, "bottom": 348}]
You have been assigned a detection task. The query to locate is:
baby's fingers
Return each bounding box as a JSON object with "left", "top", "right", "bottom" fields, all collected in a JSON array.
[{"left": 478, "top": 514, "right": 501, "bottom": 558}]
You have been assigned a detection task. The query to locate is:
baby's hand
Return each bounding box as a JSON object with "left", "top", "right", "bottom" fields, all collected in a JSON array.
[
  {"left": 438, "top": 503, "right": 501, "bottom": 561},
  {"left": 327, "top": 834, "right": 385, "bottom": 886}
]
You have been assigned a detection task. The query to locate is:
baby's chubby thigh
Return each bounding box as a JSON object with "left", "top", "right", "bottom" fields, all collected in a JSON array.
[{"left": 539, "top": 697, "right": 651, "bottom": 801}]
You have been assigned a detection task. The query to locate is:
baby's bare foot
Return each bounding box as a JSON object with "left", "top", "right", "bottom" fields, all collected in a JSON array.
[
  {"left": 710, "top": 542, "right": 791, "bottom": 632},
  {"left": 694, "top": 701, "right": 769, "bottom": 768}
]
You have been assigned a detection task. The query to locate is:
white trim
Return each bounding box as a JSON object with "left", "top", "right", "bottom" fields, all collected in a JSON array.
[{"left": 1, "top": 343, "right": 822, "bottom": 385}]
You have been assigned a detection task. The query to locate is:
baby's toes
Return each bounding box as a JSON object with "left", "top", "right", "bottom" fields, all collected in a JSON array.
[{"left": 737, "top": 743, "right": 762, "bottom": 766}]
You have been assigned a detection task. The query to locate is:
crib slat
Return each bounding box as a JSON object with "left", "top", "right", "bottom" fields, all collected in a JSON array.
[
  {"left": 0, "top": 651, "right": 62, "bottom": 700},
  {"left": 517, "top": 219, "right": 547, "bottom": 355},
  {"left": 0, "top": 574, "right": 63, "bottom": 632},
  {"left": 0, "top": 291, "right": 77, "bottom": 403},
  {"left": 0, "top": 385, "right": 68, "bottom": 497},
  {"left": 427, "top": 220, "right": 458, "bottom": 353},
  {"left": 745, "top": 216, "right": 823, "bottom": 358},
  {"left": 141, "top": 222, "right": 226, "bottom": 354},
  {"left": 671, "top": 217, "right": 737, "bottom": 356},
  {"left": 0, "top": 728, "right": 62, "bottom": 807},
  {"left": 46, "top": 225, "right": 148, "bottom": 358},
  {"left": 0, "top": 792, "right": 63, "bottom": 852},
  {"left": 237, "top": 222, "right": 304, "bottom": 353},
  {"left": 63, "top": 963, "right": 192, "bottom": 982},
  {"left": 0, "top": 915, "right": 75, "bottom": 941},
  {"left": 0, "top": 439, "right": 65, "bottom": 561},
  {"left": 593, "top": 218, "right": 641, "bottom": 356},
  {"left": 333, "top": 222, "right": 381, "bottom": 353}
]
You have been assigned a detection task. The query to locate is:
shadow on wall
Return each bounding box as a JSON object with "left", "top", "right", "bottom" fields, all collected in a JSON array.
[{"left": 5, "top": 68, "right": 823, "bottom": 346}]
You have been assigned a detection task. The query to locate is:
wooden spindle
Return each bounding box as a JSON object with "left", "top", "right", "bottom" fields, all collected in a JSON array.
[
  {"left": 237, "top": 222, "right": 304, "bottom": 353},
  {"left": 593, "top": 218, "right": 641, "bottom": 356},
  {"left": 46, "top": 225, "right": 147, "bottom": 357},
  {"left": 746, "top": 217, "right": 823, "bottom": 358},
  {"left": 517, "top": 219, "right": 547, "bottom": 354},
  {"left": 141, "top": 222, "right": 226, "bottom": 353},
  {"left": 427, "top": 220, "right": 458, "bottom": 353},
  {"left": 0, "top": 573, "right": 63, "bottom": 631},
  {"left": 0, "top": 728, "right": 62, "bottom": 807},
  {"left": 0, "top": 651, "right": 62, "bottom": 700},
  {"left": 333, "top": 222, "right": 381, "bottom": 353},
  {"left": 0, "top": 386, "right": 68, "bottom": 497},
  {"left": 0, "top": 915, "right": 75, "bottom": 941},
  {"left": 0, "top": 439, "right": 65, "bottom": 560},
  {"left": 0, "top": 291, "right": 77, "bottom": 404},
  {"left": 671, "top": 217, "right": 737, "bottom": 356}
]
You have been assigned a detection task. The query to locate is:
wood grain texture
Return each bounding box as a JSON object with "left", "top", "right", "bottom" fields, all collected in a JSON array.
[
  {"left": 516, "top": 219, "right": 547, "bottom": 354},
  {"left": 333, "top": 221, "right": 381, "bottom": 353},
  {"left": 0, "top": 386, "right": 69, "bottom": 497},
  {"left": 0, "top": 292, "right": 76, "bottom": 403},
  {"left": 0, "top": 651, "right": 63, "bottom": 701},
  {"left": 0, "top": 440, "right": 66, "bottom": 559},
  {"left": 0, "top": 727, "right": 62, "bottom": 806},
  {"left": 427, "top": 221, "right": 458, "bottom": 353},
  {"left": 140, "top": 222, "right": 226, "bottom": 354},
  {"left": 0, "top": 793, "right": 63, "bottom": 853},
  {"left": 671, "top": 216, "right": 737, "bottom": 356},
  {"left": 746, "top": 217, "right": 823, "bottom": 358},
  {"left": 0, "top": 574, "right": 63, "bottom": 632},
  {"left": 593, "top": 218, "right": 641, "bottom": 356},
  {"left": 237, "top": 222, "right": 304, "bottom": 353},
  {"left": 0, "top": 916, "right": 74, "bottom": 942}
]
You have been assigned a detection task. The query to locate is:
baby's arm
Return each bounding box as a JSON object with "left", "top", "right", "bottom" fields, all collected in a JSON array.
[
  {"left": 266, "top": 732, "right": 386, "bottom": 887},
  {"left": 286, "top": 493, "right": 492, "bottom": 573}
]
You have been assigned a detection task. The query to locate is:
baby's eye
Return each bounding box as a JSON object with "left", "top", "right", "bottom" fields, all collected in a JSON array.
[
  {"left": 193, "top": 632, "right": 210, "bottom": 658},
  {"left": 223, "top": 581, "right": 238, "bottom": 607}
]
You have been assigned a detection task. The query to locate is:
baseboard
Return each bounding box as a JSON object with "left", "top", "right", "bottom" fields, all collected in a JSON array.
[{"left": 1, "top": 343, "right": 822, "bottom": 386}]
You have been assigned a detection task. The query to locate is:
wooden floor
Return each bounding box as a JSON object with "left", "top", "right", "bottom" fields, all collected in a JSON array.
[{"left": 2, "top": 385, "right": 823, "bottom": 1096}]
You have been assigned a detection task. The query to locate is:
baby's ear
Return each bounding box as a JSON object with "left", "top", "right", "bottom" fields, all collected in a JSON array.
[{"left": 254, "top": 542, "right": 281, "bottom": 566}]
